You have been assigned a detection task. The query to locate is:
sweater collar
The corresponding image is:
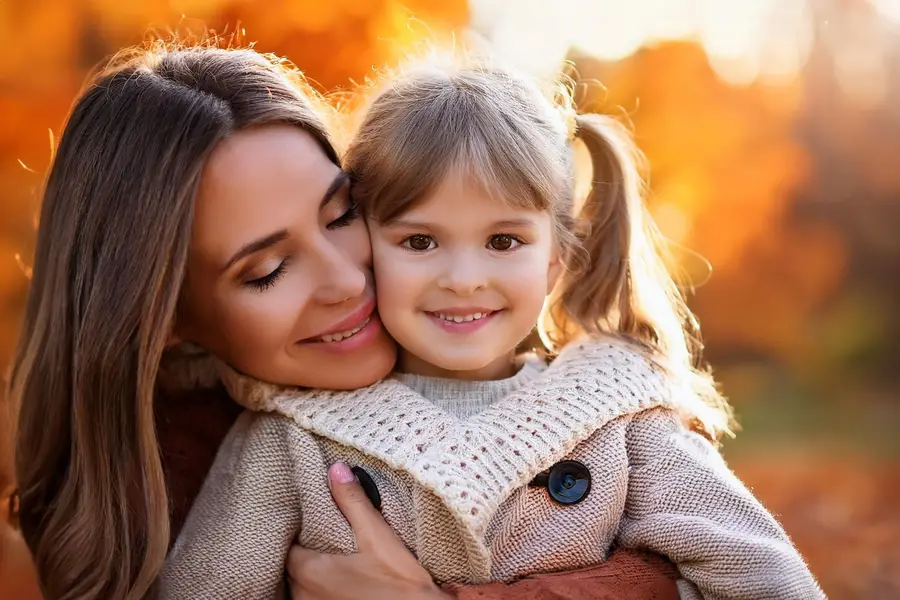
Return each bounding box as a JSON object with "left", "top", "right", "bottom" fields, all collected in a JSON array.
[
  {"left": 218, "top": 339, "right": 673, "bottom": 539},
  {"left": 391, "top": 357, "right": 547, "bottom": 419}
]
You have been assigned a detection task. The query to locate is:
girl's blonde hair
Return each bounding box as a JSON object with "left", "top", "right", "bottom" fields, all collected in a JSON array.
[{"left": 345, "top": 54, "right": 734, "bottom": 440}]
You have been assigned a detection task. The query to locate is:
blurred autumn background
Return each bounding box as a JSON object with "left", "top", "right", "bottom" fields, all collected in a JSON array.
[{"left": 1, "top": 0, "right": 899, "bottom": 597}]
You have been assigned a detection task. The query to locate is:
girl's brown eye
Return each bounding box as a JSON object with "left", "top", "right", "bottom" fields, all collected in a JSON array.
[
  {"left": 404, "top": 234, "right": 435, "bottom": 251},
  {"left": 488, "top": 235, "right": 518, "bottom": 251}
]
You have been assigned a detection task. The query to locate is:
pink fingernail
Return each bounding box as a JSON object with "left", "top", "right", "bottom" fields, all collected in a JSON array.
[{"left": 330, "top": 462, "right": 356, "bottom": 484}]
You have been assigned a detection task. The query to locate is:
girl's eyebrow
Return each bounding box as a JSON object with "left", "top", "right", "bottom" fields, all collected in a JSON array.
[
  {"left": 381, "top": 218, "right": 433, "bottom": 230},
  {"left": 490, "top": 219, "right": 537, "bottom": 229},
  {"left": 382, "top": 218, "right": 537, "bottom": 231}
]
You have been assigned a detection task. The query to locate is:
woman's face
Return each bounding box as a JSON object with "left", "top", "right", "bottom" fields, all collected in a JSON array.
[{"left": 176, "top": 125, "right": 396, "bottom": 389}]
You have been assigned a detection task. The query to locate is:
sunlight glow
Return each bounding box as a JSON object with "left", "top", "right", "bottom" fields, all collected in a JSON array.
[
  {"left": 569, "top": 0, "right": 647, "bottom": 62},
  {"left": 871, "top": 0, "right": 900, "bottom": 24},
  {"left": 470, "top": 0, "right": 890, "bottom": 103}
]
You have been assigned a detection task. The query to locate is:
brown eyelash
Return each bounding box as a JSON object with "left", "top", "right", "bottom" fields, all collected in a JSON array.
[
  {"left": 245, "top": 259, "right": 288, "bottom": 292},
  {"left": 327, "top": 201, "right": 360, "bottom": 230}
]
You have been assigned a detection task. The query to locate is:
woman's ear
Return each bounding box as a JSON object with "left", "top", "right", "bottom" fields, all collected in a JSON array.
[
  {"left": 165, "top": 331, "right": 183, "bottom": 349},
  {"left": 166, "top": 318, "right": 184, "bottom": 349}
]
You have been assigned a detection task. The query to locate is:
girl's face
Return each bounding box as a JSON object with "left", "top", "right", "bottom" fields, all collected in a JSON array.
[
  {"left": 176, "top": 125, "right": 396, "bottom": 389},
  {"left": 369, "top": 172, "right": 562, "bottom": 380}
]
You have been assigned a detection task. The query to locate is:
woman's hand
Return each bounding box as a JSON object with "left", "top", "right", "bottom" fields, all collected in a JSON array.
[{"left": 286, "top": 462, "right": 453, "bottom": 600}]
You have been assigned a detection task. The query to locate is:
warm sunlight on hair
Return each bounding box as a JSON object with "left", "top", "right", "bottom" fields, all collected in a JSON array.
[{"left": 346, "top": 46, "right": 735, "bottom": 440}]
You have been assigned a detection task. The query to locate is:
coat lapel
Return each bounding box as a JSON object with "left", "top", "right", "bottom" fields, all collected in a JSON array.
[{"left": 217, "top": 340, "right": 674, "bottom": 539}]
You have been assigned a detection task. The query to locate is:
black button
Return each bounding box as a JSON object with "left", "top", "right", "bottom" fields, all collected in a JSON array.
[
  {"left": 351, "top": 466, "right": 382, "bottom": 511},
  {"left": 528, "top": 460, "right": 591, "bottom": 505}
]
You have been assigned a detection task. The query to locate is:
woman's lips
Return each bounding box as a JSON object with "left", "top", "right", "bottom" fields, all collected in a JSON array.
[{"left": 301, "top": 312, "right": 383, "bottom": 354}]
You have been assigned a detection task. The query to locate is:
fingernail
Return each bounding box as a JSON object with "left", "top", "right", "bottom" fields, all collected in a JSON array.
[{"left": 329, "top": 461, "right": 357, "bottom": 484}]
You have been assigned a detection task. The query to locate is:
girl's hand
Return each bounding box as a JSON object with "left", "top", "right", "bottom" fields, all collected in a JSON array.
[{"left": 286, "top": 462, "right": 453, "bottom": 600}]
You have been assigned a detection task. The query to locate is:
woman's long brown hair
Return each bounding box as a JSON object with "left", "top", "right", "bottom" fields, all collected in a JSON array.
[{"left": 7, "top": 43, "right": 338, "bottom": 600}]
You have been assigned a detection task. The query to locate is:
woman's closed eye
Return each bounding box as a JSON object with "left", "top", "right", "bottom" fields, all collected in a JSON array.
[
  {"left": 245, "top": 258, "right": 289, "bottom": 292},
  {"left": 326, "top": 200, "right": 360, "bottom": 230}
]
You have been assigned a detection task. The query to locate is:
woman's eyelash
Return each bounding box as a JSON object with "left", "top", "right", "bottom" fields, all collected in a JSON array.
[
  {"left": 327, "top": 201, "right": 360, "bottom": 230},
  {"left": 245, "top": 260, "right": 288, "bottom": 292}
]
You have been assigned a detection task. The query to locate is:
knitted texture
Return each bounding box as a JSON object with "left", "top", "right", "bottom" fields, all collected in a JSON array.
[
  {"left": 392, "top": 357, "right": 547, "bottom": 419},
  {"left": 159, "top": 340, "right": 824, "bottom": 599}
]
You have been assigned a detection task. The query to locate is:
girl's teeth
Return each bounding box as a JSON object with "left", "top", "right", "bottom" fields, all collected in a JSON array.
[
  {"left": 319, "top": 317, "right": 369, "bottom": 343},
  {"left": 436, "top": 311, "right": 489, "bottom": 323}
]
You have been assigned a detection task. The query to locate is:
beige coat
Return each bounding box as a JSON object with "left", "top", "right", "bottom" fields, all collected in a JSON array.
[{"left": 159, "top": 340, "right": 824, "bottom": 600}]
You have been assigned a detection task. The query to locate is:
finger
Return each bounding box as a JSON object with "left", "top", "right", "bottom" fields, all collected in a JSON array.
[
  {"left": 285, "top": 545, "right": 325, "bottom": 587},
  {"left": 327, "top": 462, "right": 401, "bottom": 553}
]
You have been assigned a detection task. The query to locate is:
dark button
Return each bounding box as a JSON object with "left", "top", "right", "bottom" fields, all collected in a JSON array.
[
  {"left": 351, "top": 466, "right": 382, "bottom": 511},
  {"left": 528, "top": 460, "right": 591, "bottom": 505}
]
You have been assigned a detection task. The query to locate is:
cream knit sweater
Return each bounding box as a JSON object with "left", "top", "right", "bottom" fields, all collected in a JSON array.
[{"left": 159, "top": 340, "right": 824, "bottom": 600}]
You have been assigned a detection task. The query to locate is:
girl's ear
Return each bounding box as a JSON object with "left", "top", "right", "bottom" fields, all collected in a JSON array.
[{"left": 547, "top": 244, "right": 565, "bottom": 295}]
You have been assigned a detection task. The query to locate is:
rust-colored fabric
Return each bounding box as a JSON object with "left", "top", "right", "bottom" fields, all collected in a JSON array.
[
  {"left": 155, "top": 385, "right": 680, "bottom": 599},
  {"left": 445, "top": 550, "right": 680, "bottom": 600},
  {"left": 156, "top": 384, "right": 242, "bottom": 544}
]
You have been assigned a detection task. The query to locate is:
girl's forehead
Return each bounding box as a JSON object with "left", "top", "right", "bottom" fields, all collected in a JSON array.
[
  {"left": 406, "top": 178, "right": 531, "bottom": 216},
  {"left": 411, "top": 164, "right": 546, "bottom": 213}
]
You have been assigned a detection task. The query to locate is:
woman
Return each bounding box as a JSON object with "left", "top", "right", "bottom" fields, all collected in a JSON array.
[{"left": 9, "top": 43, "right": 678, "bottom": 600}]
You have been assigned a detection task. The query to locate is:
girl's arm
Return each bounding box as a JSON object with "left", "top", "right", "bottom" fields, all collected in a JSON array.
[
  {"left": 158, "top": 411, "right": 304, "bottom": 599},
  {"left": 617, "top": 407, "right": 825, "bottom": 600},
  {"left": 288, "top": 464, "right": 681, "bottom": 600}
]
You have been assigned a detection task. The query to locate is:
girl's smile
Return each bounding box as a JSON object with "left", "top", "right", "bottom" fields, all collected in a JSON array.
[{"left": 425, "top": 308, "right": 503, "bottom": 334}]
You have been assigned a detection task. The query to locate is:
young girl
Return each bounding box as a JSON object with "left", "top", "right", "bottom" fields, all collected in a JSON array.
[{"left": 160, "top": 56, "right": 823, "bottom": 600}]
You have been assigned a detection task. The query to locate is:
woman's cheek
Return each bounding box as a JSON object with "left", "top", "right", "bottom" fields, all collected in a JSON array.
[{"left": 331, "top": 219, "right": 372, "bottom": 268}]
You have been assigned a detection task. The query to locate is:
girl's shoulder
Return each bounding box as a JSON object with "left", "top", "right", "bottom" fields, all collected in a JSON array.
[{"left": 549, "top": 336, "right": 671, "bottom": 388}]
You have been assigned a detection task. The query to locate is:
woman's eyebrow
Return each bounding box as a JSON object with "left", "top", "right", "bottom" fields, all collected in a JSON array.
[
  {"left": 320, "top": 171, "right": 350, "bottom": 209},
  {"left": 222, "top": 172, "right": 350, "bottom": 272},
  {"left": 224, "top": 230, "right": 289, "bottom": 271}
]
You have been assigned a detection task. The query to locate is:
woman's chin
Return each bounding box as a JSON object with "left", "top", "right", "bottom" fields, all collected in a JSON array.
[{"left": 297, "top": 333, "right": 398, "bottom": 391}]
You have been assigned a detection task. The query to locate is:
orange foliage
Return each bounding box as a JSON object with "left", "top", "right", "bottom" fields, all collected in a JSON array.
[
  {"left": 735, "top": 458, "right": 900, "bottom": 599},
  {"left": 575, "top": 43, "right": 848, "bottom": 363}
]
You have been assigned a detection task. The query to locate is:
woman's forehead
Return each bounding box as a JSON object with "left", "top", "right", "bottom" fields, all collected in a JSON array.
[{"left": 191, "top": 125, "right": 341, "bottom": 263}]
